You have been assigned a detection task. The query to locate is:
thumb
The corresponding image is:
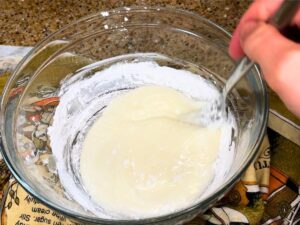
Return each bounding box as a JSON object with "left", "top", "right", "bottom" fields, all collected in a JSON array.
[
  {"left": 240, "top": 20, "right": 300, "bottom": 116},
  {"left": 240, "top": 20, "right": 296, "bottom": 68}
]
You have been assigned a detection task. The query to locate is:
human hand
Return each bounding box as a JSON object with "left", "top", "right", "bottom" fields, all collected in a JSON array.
[{"left": 229, "top": 0, "right": 300, "bottom": 117}]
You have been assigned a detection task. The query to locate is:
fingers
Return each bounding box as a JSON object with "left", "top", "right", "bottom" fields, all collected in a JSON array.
[
  {"left": 229, "top": 27, "right": 244, "bottom": 59},
  {"left": 229, "top": 0, "right": 284, "bottom": 59},
  {"left": 239, "top": 20, "right": 299, "bottom": 89},
  {"left": 228, "top": 0, "right": 300, "bottom": 118},
  {"left": 240, "top": 20, "right": 300, "bottom": 116},
  {"left": 240, "top": 21, "right": 294, "bottom": 65},
  {"left": 229, "top": 0, "right": 300, "bottom": 59}
]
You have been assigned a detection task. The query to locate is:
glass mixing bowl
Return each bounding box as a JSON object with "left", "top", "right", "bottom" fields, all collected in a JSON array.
[{"left": 0, "top": 7, "right": 268, "bottom": 225}]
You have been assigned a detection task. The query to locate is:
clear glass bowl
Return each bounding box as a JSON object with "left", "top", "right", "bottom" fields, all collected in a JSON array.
[{"left": 0, "top": 7, "right": 268, "bottom": 225}]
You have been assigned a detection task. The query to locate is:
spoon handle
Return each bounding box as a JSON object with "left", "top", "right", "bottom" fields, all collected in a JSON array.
[
  {"left": 224, "top": 0, "right": 300, "bottom": 97},
  {"left": 268, "top": 0, "right": 300, "bottom": 29},
  {"left": 223, "top": 57, "right": 254, "bottom": 96}
]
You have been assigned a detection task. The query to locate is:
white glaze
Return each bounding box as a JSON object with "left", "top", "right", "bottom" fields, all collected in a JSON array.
[{"left": 48, "top": 56, "right": 235, "bottom": 219}]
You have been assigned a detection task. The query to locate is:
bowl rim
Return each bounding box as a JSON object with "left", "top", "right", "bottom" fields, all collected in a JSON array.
[{"left": 0, "top": 6, "right": 269, "bottom": 224}]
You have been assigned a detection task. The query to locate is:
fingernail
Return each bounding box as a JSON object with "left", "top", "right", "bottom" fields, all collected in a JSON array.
[{"left": 240, "top": 20, "right": 259, "bottom": 42}]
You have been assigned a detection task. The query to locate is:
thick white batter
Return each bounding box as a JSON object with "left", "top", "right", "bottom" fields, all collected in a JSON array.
[{"left": 80, "top": 86, "right": 221, "bottom": 218}]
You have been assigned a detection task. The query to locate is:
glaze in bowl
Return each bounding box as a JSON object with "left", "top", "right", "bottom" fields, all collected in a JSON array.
[{"left": 0, "top": 7, "right": 268, "bottom": 224}]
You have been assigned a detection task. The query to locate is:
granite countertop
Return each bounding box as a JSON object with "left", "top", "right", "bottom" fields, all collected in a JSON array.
[{"left": 0, "top": 0, "right": 251, "bottom": 46}]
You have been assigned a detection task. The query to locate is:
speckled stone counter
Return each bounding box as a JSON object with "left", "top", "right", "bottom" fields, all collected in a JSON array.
[{"left": 0, "top": 0, "right": 251, "bottom": 46}]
